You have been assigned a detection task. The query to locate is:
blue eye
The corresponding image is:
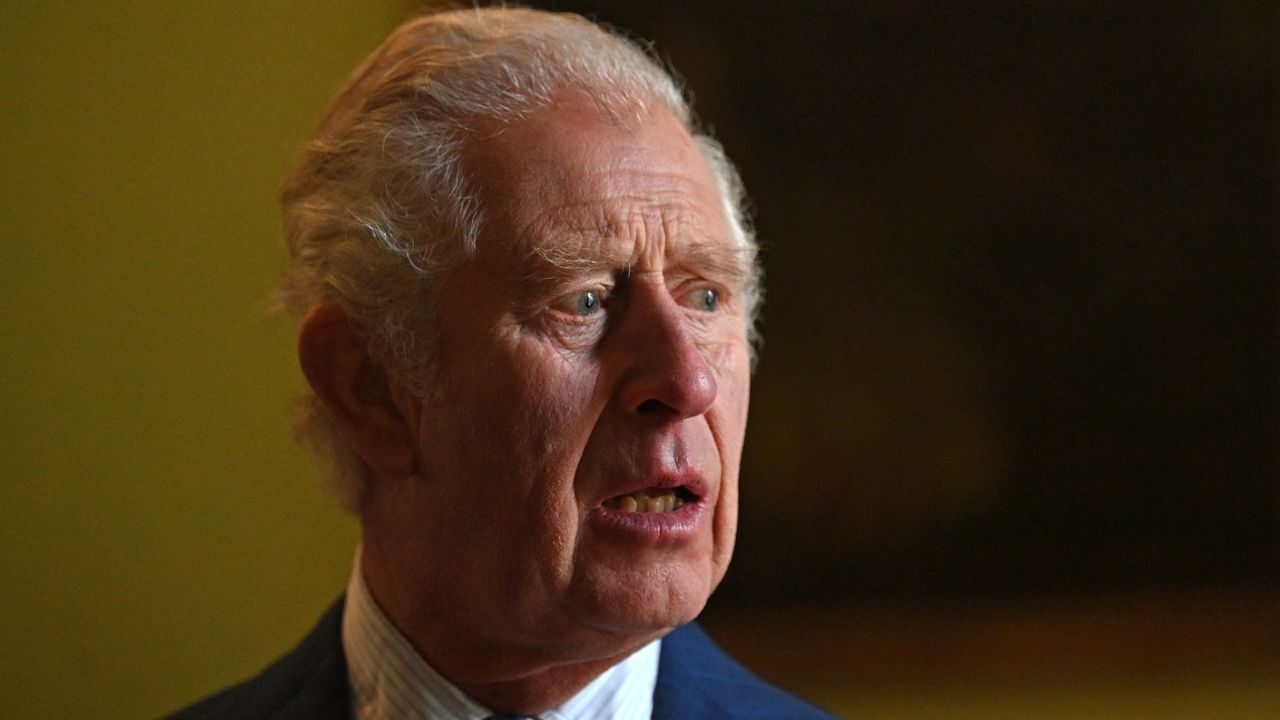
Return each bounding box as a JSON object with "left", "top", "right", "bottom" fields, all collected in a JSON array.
[
  {"left": 695, "top": 288, "right": 718, "bottom": 312},
  {"left": 552, "top": 287, "right": 610, "bottom": 318},
  {"left": 573, "top": 290, "right": 601, "bottom": 316}
]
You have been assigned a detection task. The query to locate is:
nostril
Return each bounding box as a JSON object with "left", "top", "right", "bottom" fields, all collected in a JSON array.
[
  {"left": 626, "top": 363, "right": 718, "bottom": 418},
  {"left": 636, "top": 398, "right": 665, "bottom": 414}
]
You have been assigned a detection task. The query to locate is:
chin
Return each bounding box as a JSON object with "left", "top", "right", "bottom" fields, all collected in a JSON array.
[{"left": 572, "top": 559, "right": 722, "bottom": 638}]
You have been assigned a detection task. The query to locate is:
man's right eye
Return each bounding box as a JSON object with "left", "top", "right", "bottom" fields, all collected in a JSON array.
[{"left": 556, "top": 289, "right": 603, "bottom": 317}]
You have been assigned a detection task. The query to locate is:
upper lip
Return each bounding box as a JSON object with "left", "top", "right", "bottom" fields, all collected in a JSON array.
[{"left": 598, "top": 470, "right": 709, "bottom": 506}]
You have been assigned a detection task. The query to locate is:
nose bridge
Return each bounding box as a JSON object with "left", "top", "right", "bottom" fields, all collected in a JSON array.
[{"left": 614, "top": 280, "right": 718, "bottom": 418}]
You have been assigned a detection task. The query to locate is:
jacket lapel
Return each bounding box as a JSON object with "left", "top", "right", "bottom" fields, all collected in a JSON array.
[
  {"left": 274, "top": 599, "right": 354, "bottom": 720},
  {"left": 652, "top": 623, "right": 738, "bottom": 720}
]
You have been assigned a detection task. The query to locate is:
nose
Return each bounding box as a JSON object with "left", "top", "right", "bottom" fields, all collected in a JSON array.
[{"left": 613, "top": 282, "right": 718, "bottom": 419}]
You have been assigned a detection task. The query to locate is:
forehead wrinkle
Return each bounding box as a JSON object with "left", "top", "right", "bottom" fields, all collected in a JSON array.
[
  {"left": 485, "top": 120, "right": 738, "bottom": 289},
  {"left": 515, "top": 191, "right": 742, "bottom": 291}
]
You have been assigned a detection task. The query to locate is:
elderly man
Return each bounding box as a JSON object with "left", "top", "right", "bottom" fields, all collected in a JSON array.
[{"left": 171, "top": 7, "right": 832, "bottom": 720}]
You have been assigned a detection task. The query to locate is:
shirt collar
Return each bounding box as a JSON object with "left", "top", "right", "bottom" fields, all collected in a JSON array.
[{"left": 341, "top": 550, "right": 660, "bottom": 720}]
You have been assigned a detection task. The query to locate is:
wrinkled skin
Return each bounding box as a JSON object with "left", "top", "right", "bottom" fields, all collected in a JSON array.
[{"left": 356, "top": 96, "right": 753, "bottom": 711}]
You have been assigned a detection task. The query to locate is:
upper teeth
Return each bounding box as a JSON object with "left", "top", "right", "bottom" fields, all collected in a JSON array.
[{"left": 607, "top": 491, "right": 685, "bottom": 513}]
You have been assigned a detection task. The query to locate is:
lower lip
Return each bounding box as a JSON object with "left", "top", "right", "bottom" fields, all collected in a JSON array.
[{"left": 587, "top": 499, "right": 707, "bottom": 544}]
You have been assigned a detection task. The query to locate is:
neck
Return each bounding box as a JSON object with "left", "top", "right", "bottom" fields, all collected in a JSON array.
[{"left": 357, "top": 539, "right": 660, "bottom": 714}]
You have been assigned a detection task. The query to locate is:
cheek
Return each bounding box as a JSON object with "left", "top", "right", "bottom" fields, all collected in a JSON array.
[
  {"left": 702, "top": 337, "right": 749, "bottom": 570},
  {"left": 708, "top": 337, "right": 752, "bottom": 436},
  {"left": 493, "top": 339, "right": 604, "bottom": 482},
  {"left": 428, "top": 340, "right": 604, "bottom": 588}
]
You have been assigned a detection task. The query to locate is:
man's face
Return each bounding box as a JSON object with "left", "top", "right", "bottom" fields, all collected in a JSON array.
[{"left": 373, "top": 97, "right": 752, "bottom": 661}]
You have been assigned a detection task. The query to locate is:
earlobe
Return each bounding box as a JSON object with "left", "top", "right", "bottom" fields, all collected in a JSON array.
[{"left": 297, "top": 302, "right": 418, "bottom": 480}]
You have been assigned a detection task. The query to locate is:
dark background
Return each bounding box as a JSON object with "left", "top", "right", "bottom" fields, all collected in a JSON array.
[{"left": 534, "top": 0, "right": 1278, "bottom": 609}]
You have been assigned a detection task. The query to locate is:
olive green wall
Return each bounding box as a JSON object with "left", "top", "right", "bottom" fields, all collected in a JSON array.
[{"left": 0, "top": 2, "right": 411, "bottom": 716}]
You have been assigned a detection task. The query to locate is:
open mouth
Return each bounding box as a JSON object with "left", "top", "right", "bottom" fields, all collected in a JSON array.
[{"left": 602, "top": 486, "right": 697, "bottom": 513}]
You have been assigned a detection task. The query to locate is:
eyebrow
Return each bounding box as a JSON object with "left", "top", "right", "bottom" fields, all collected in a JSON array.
[
  {"left": 669, "top": 241, "right": 753, "bottom": 286},
  {"left": 523, "top": 234, "right": 750, "bottom": 290},
  {"left": 527, "top": 240, "right": 621, "bottom": 279}
]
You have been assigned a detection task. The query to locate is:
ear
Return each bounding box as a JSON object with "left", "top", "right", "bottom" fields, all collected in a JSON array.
[{"left": 297, "top": 302, "right": 417, "bottom": 480}]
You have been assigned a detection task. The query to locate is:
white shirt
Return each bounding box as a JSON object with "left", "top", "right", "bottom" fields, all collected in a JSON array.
[{"left": 341, "top": 553, "right": 661, "bottom": 720}]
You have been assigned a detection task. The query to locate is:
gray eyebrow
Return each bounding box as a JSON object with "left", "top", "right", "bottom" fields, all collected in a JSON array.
[
  {"left": 670, "top": 242, "right": 753, "bottom": 286},
  {"left": 529, "top": 243, "right": 627, "bottom": 276},
  {"left": 523, "top": 233, "right": 750, "bottom": 289}
]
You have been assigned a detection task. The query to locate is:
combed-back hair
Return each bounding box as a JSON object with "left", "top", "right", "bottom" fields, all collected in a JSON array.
[{"left": 275, "top": 7, "right": 759, "bottom": 511}]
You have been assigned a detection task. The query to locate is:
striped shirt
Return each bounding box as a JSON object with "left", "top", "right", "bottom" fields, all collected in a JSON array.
[{"left": 341, "top": 554, "right": 661, "bottom": 720}]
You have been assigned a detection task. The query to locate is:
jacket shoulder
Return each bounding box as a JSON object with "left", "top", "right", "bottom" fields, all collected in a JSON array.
[{"left": 164, "top": 599, "right": 351, "bottom": 720}]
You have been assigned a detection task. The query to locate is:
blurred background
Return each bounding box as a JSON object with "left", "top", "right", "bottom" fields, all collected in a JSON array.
[{"left": 2, "top": 1, "right": 1275, "bottom": 717}]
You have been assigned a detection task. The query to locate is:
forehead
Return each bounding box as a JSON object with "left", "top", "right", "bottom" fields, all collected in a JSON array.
[{"left": 462, "top": 97, "right": 734, "bottom": 272}]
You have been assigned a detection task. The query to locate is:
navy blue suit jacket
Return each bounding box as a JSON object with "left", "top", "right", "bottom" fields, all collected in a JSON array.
[{"left": 168, "top": 598, "right": 835, "bottom": 719}]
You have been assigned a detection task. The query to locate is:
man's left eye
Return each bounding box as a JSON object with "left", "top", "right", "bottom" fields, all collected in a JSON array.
[{"left": 686, "top": 287, "right": 719, "bottom": 312}]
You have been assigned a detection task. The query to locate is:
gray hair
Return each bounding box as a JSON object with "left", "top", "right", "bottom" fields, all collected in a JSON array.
[{"left": 275, "top": 7, "right": 760, "bottom": 511}]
